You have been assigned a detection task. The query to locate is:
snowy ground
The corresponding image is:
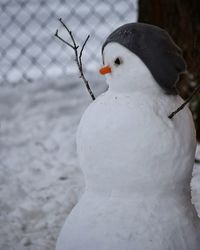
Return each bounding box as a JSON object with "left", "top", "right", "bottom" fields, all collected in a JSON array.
[
  {"left": 0, "top": 1, "right": 139, "bottom": 249},
  {"left": 0, "top": 74, "right": 107, "bottom": 250},
  {"left": 0, "top": 73, "right": 200, "bottom": 250}
]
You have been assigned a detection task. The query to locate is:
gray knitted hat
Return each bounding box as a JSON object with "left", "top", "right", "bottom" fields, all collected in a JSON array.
[{"left": 102, "top": 23, "right": 186, "bottom": 95}]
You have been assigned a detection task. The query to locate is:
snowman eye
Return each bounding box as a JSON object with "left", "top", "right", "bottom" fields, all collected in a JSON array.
[{"left": 114, "top": 57, "right": 122, "bottom": 66}]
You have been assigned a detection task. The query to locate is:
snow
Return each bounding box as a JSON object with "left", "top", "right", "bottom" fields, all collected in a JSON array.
[
  {"left": 191, "top": 145, "right": 200, "bottom": 217},
  {"left": 56, "top": 43, "right": 200, "bottom": 249},
  {"left": 1, "top": 33, "right": 200, "bottom": 250},
  {"left": 0, "top": 1, "right": 139, "bottom": 248},
  {"left": 0, "top": 74, "right": 107, "bottom": 250},
  {"left": 0, "top": 73, "right": 200, "bottom": 250}
]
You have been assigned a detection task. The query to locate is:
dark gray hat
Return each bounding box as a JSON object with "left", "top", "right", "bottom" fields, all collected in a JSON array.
[{"left": 102, "top": 23, "right": 186, "bottom": 95}]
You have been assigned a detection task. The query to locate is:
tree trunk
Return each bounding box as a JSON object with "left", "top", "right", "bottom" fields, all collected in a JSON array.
[{"left": 138, "top": 0, "right": 200, "bottom": 140}]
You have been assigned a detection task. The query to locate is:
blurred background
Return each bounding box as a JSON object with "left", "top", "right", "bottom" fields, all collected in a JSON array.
[
  {"left": 1, "top": 0, "right": 199, "bottom": 135},
  {"left": 0, "top": 1, "right": 199, "bottom": 250},
  {"left": 0, "top": 0, "right": 136, "bottom": 83},
  {"left": 0, "top": 1, "right": 137, "bottom": 250},
  {"left": 138, "top": 0, "right": 200, "bottom": 141}
]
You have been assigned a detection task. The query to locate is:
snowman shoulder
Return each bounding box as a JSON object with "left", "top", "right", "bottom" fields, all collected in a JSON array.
[
  {"left": 191, "top": 156, "right": 200, "bottom": 218},
  {"left": 76, "top": 92, "right": 107, "bottom": 145}
]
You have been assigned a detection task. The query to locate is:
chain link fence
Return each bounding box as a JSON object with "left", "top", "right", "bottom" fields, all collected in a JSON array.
[{"left": 0, "top": 0, "right": 137, "bottom": 84}]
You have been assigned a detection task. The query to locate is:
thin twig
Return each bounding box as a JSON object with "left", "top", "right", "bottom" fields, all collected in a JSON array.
[
  {"left": 168, "top": 84, "right": 200, "bottom": 119},
  {"left": 79, "top": 35, "right": 90, "bottom": 70},
  {"left": 58, "top": 18, "right": 78, "bottom": 49},
  {"left": 78, "top": 35, "right": 95, "bottom": 100},
  {"left": 195, "top": 158, "right": 200, "bottom": 164},
  {"left": 54, "top": 30, "right": 75, "bottom": 49},
  {"left": 55, "top": 18, "right": 95, "bottom": 100}
]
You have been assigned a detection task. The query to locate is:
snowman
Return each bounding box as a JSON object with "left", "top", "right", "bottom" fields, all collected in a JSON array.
[{"left": 56, "top": 23, "right": 200, "bottom": 250}]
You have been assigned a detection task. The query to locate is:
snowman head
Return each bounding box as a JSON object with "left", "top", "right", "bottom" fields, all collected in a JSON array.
[
  {"left": 100, "top": 23, "right": 186, "bottom": 95},
  {"left": 100, "top": 42, "right": 160, "bottom": 94}
]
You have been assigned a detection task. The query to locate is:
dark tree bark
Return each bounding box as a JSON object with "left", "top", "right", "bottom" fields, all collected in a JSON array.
[{"left": 138, "top": 0, "right": 200, "bottom": 140}]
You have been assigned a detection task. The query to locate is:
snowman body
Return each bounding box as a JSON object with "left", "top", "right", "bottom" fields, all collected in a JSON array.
[
  {"left": 56, "top": 25, "right": 200, "bottom": 249},
  {"left": 56, "top": 89, "right": 200, "bottom": 250}
]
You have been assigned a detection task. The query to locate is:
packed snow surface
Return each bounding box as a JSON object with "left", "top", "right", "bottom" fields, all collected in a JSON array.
[
  {"left": 0, "top": 74, "right": 200, "bottom": 250},
  {"left": 56, "top": 43, "right": 200, "bottom": 250},
  {"left": 57, "top": 90, "right": 200, "bottom": 250},
  {"left": 191, "top": 146, "right": 200, "bottom": 217},
  {"left": 0, "top": 75, "right": 106, "bottom": 250}
]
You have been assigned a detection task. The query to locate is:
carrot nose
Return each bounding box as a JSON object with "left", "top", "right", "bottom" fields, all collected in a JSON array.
[{"left": 99, "top": 65, "right": 112, "bottom": 75}]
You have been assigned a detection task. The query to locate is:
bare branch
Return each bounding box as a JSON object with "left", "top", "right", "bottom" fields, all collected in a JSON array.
[
  {"left": 80, "top": 72, "right": 95, "bottom": 100},
  {"left": 77, "top": 35, "right": 96, "bottom": 100},
  {"left": 54, "top": 29, "right": 75, "bottom": 49},
  {"left": 79, "top": 35, "right": 90, "bottom": 70},
  {"left": 55, "top": 19, "right": 95, "bottom": 100},
  {"left": 168, "top": 84, "right": 200, "bottom": 119},
  {"left": 58, "top": 18, "right": 78, "bottom": 50},
  {"left": 195, "top": 158, "right": 200, "bottom": 164}
]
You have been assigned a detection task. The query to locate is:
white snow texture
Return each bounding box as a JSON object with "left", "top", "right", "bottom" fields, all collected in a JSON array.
[
  {"left": 0, "top": 75, "right": 107, "bottom": 250},
  {"left": 1, "top": 47, "right": 200, "bottom": 250},
  {"left": 56, "top": 43, "right": 200, "bottom": 250}
]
